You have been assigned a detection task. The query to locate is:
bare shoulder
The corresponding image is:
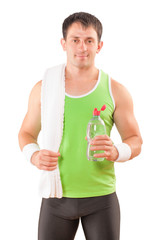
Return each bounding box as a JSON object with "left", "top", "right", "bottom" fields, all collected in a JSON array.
[
  {"left": 28, "top": 80, "right": 42, "bottom": 107},
  {"left": 110, "top": 77, "right": 133, "bottom": 110},
  {"left": 30, "top": 80, "right": 42, "bottom": 95}
]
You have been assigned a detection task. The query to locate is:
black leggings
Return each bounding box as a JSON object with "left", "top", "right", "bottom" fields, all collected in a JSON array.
[{"left": 38, "top": 192, "right": 120, "bottom": 240}]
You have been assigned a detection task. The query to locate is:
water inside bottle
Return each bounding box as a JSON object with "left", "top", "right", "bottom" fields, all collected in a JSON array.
[
  {"left": 87, "top": 123, "right": 106, "bottom": 161},
  {"left": 86, "top": 110, "right": 106, "bottom": 162}
]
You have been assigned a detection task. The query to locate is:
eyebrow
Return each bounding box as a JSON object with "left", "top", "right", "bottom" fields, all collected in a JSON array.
[{"left": 69, "top": 35, "right": 95, "bottom": 40}]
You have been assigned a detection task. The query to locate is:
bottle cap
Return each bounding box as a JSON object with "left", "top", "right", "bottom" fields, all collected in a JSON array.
[{"left": 93, "top": 105, "right": 106, "bottom": 116}]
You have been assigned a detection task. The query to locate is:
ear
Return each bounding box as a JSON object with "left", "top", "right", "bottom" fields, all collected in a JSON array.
[
  {"left": 96, "top": 41, "right": 103, "bottom": 54},
  {"left": 60, "top": 38, "right": 66, "bottom": 51}
]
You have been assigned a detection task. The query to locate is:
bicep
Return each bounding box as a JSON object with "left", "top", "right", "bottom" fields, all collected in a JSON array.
[
  {"left": 19, "top": 81, "right": 42, "bottom": 139},
  {"left": 112, "top": 81, "right": 141, "bottom": 141},
  {"left": 114, "top": 106, "right": 141, "bottom": 141}
]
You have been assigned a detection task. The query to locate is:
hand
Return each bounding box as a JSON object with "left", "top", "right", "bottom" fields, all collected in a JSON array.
[
  {"left": 85, "top": 135, "right": 119, "bottom": 162},
  {"left": 31, "top": 149, "right": 61, "bottom": 171}
]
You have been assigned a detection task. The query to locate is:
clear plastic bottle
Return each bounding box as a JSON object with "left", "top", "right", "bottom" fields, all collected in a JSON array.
[{"left": 86, "top": 105, "right": 107, "bottom": 161}]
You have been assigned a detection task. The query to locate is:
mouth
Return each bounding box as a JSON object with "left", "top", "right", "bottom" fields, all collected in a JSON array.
[{"left": 75, "top": 55, "right": 88, "bottom": 58}]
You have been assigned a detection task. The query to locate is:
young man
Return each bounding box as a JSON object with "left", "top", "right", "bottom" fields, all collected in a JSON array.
[{"left": 18, "top": 12, "right": 143, "bottom": 240}]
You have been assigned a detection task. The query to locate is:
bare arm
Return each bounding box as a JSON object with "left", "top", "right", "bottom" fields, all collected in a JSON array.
[
  {"left": 18, "top": 80, "right": 60, "bottom": 170},
  {"left": 18, "top": 80, "right": 42, "bottom": 150},
  {"left": 112, "top": 78, "right": 143, "bottom": 160}
]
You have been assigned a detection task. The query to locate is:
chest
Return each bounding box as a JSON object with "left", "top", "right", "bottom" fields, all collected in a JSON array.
[{"left": 65, "top": 79, "right": 98, "bottom": 96}]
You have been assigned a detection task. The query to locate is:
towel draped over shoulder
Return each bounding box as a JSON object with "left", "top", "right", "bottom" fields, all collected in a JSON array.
[{"left": 39, "top": 63, "right": 66, "bottom": 198}]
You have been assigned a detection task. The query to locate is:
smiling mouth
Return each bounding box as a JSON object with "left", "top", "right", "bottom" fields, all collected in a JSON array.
[{"left": 75, "top": 55, "right": 88, "bottom": 58}]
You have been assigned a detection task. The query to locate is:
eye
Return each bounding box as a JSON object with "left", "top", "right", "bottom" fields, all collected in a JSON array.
[
  {"left": 87, "top": 39, "right": 94, "bottom": 44},
  {"left": 73, "top": 39, "right": 78, "bottom": 43}
]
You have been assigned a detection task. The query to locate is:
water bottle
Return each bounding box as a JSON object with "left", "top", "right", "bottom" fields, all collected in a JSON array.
[{"left": 86, "top": 105, "right": 107, "bottom": 161}]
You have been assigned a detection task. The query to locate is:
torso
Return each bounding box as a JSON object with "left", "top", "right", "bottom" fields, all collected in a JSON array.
[{"left": 59, "top": 70, "right": 116, "bottom": 197}]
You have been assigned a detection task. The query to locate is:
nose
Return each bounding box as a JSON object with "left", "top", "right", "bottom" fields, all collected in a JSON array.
[{"left": 78, "top": 40, "right": 87, "bottom": 51}]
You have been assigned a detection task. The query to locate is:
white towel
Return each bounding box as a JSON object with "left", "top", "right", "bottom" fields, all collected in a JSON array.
[{"left": 39, "top": 63, "right": 66, "bottom": 198}]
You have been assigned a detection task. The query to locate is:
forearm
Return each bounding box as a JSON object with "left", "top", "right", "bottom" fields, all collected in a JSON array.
[
  {"left": 18, "top": 131, "right": 38, "bottom": 151},
  {"left": 123, "top": 135, "right": 143, "bottom": 160}
]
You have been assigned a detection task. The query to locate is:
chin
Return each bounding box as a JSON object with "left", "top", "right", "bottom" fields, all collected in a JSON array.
[{"left": 73, "top": 60, "right": 90, "bottom": 69}]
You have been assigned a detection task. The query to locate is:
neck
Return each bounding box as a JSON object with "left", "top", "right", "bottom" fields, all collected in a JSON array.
[{"left": 65, "top": 63, "right": 99, "bottom": 82}]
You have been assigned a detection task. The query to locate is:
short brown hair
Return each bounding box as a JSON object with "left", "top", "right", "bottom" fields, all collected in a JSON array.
[{"left": 62, "top": 12, "right": 103, "bottom": 42}]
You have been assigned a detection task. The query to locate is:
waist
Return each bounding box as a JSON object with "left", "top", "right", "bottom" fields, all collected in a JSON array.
[{"left": 42, "top": 192, "right": 118, "bottom": 219}]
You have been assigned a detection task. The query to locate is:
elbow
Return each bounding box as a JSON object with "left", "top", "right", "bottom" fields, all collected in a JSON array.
[
  {"left": 136, "top": 135, "right": 143, "bottom": 157},
  {"left": 139, "top": 135, "right": 143, "bottom": 145},
  {"left": 129, "top": 135, "right": 143, "bottom": 160},
  {"left": 18, "top": 128, "right": 24, "bottom": 143},
  {"left": 139, "top": 135, "right": 143, "bottom": 152},
  {"left": 18, "top": 130, "right": 24, "bottom": 151}
]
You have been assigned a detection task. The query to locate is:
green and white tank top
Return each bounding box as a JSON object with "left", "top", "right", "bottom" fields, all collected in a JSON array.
[{"left": 58, "top": 69, "right": 116, "bottom": 198}]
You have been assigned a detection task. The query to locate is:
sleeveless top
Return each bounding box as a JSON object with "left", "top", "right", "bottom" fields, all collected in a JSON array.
[{"left": 58, "top": 69, "right": 116, "bottom": 198}]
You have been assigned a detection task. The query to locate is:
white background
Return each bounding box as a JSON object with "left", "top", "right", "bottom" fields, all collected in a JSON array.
[{"left": 0, "top": 0, "right": 160, "bottom": 239}]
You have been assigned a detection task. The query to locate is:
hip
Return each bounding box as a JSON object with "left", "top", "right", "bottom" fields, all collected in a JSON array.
[{"left": 40, "top": 191, "right": 119, "bottom": 220}]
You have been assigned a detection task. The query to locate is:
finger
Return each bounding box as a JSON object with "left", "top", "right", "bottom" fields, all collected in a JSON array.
[
  {"left": 93, "top": 152, "right": 112, "bottom": 158},
  {"left": 41, "top": 149, "right": 61, "bottom": 157},
  {"left": 94, "top": 151, "right": 115, "bottom": 161},
  {"left": 40, "top": 155, "right": 59, "bottom": 162},
  {"left": 93, "top": 153, "right": 106, "bottom": 158},
  {"left": 90, "top": 146, "right": 112, "bottom": 151},
  {"left": 41, "top": 161, "right": 58, "bottom": 167},
  {"left": 90, "top": 140, "right": 113, "bottom": 146},
  {"left": 94, "top": 135, "right": 110, "bottom": 140}
]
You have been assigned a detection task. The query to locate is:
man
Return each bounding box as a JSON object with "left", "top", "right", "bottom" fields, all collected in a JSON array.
[{"left": 18, "top": 12, "right": 143, "bottom": 240}]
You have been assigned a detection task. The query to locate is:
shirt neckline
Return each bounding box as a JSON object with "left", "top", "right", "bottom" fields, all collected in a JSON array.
[{"left": 65, "top": 69, "right": 101, "bottom": 99}]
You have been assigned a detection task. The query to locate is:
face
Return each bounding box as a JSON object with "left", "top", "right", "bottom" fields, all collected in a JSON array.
[{"left": 61, "top": 22, "right": 103, "bottom": 69}]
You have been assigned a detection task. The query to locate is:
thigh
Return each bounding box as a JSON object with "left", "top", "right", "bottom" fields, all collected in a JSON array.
[
  {"left": 38, "top": 200, "right": 80, "bottom": 240},
  {"left": 81, "top": 193, "right": 120, "bottom": 240}
]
